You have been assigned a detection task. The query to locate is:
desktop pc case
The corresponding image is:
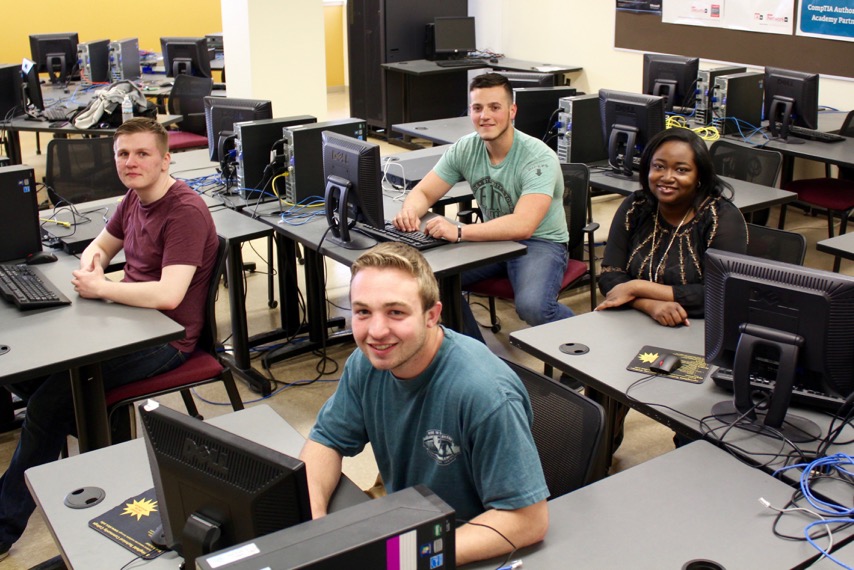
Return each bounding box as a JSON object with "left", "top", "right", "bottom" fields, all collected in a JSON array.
[
  {"left": 234, "top": 115, "right": 318, "bottom": 199},
  {"left": 556, "top": 94, "right": 607, "bottom": 164},
  {"left": 694, "top": 65, "right": 747, "bottom": 125},
  {"left": 281, "top": 118, "right": 368, "bottom": 205},
  {"left": 195, "top": 486, "right": 456, "bottom": 570},
  {"left": 0, "top": 166, "right": 42, "bottom": 262},
  {"left": 77, "top": 39, "right": 110, "bottom": 85},
  {"left": 108, "top": 38, "right": 140, "bottom": 82},
  {"left": 713, "top": 72, "right": 764, "bottom": 135}
]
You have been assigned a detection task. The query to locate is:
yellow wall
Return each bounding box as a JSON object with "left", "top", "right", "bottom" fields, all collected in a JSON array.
[
  {"left": 324, "top": 4, "right": 345, "bottom": 87},
  {"left": 0, "top": 0, "right": 222, "bottom": 63}
]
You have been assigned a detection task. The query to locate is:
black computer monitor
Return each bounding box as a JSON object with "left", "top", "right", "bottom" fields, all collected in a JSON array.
[
  {"left": 513, "top": 86, "right": 577, "bottom": 149},
  {"left": 598, "top": 89, "right": 666, "bottom": 179},
  {"left": 0, "top": 64, "right": 23, "bottom": 120},
  {"left": 642, "top": 53, "right": 699, "bottom": 113},
  {"left": 21, "top": 58, "right": 45, "bottom": 113},
  {"left": 705, "top": 249, "right": 854, "bottom": 442},
  {"left": 433, "top": 16, "right": 476, "bottom": 59},
  {"left": 160, "top": 37, "right": 212, "bottom": 78},
  {"left": 322, "top": 131, "right": 384, "bottom": 250},
  {"left": 763, "top": 66, "right": 819, "bottom": 142},
  {"left": 203, "top": 97, "right": 273, "bottom": 163},
  {"left": 139, "top": 401, "right": 312, "bottom": 568},
  {"left": 496, "top": 71, "right": 556, "bottom": 89},
  {"left": 29, "top": 33, "right": 79, "bottom": 85}
]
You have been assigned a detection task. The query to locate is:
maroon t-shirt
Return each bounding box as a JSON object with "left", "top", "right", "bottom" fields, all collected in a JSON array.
[{"left": 106, "top": 180, "right": 218, "bottom": 353}]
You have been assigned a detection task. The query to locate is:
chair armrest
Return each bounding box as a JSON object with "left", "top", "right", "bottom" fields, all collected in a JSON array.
[{"left": 457, "top": 207, "right": 482, "bottom": 224}]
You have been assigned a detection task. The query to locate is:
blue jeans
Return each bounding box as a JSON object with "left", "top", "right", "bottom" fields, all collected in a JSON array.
[
  {"left": 0, "top": 343, "right": 186, "bottom": 547},
  {"left": 461, "top": 238, "right": 575, "bottom": 342}
]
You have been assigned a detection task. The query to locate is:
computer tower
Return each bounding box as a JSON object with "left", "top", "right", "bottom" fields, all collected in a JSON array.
[
  {"left": 77, "top": 39, "right": 110, "bottom": 85},
  {"left": 108, "top": 38, "right": 141, "bottom": 82},
  {"left": 556, "top": 94, "right": 607, "bottom": 164},
  {"left": 281, "top": 118, "right": 367, "bottom": 204},
  {"left": 694, "top": 65, "right": 747, "bottom": 125},
  {"left": 235, "top": 115, "right": 317, "bottom": 199},
  {"left": 713, "top": 72, "right": 764, "bottom": 135},
  {"left": 195, "top": 486, "right": 456, "bottom": 570},
  {"left": 0, "top": 165, "right": 41, "bottom": 262}
]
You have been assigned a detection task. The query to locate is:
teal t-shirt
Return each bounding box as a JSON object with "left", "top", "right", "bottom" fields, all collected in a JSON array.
[
  {"left": 308, "top": 328, "right": 549, "bottom": 521},
  {"left": 434, "top": 129, "right": 568, "bottom": 243}
]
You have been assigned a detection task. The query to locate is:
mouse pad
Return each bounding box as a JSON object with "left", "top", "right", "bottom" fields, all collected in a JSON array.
[
  {"left": 89, "top": 488, "right": 165, "bottom": 560},
  {"left": 626, "top": 345, "right": 708, "bottom": 384}
]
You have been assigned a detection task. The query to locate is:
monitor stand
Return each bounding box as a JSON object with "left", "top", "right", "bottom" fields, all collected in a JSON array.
[{"left": 324, "top": 176, "right": 377, "bottom": 250}]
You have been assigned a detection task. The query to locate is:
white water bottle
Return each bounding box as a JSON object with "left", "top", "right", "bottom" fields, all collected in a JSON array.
[{"left": 121, "top": 94, "right": 134, "bottom": 123}]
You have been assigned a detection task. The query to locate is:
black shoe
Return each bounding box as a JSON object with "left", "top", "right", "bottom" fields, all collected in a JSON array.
[{"left": 559, "top": 372, "right": 584, "bottom": 391}]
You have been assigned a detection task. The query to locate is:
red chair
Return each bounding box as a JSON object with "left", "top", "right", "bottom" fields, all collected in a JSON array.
[
  {"left": 105, "top": 236, "right": 243, "bottom": 441},
  {"left": 466, "top": 163, "right": 599, "bottom": 333},
  {"left": 166, "top": 74, "right": 213, "bottom": 151},
  {"left": 777, "top": 111, "right": 854, "bottom": 271}
]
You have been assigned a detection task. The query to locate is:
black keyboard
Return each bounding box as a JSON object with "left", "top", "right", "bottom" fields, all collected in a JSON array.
[
  {"left": 711, "top": 367, "right": 847, "bottom": 413},
  {"left": 355, "top": 222, "right": 448, "bottom": 251},
  {"left": 0, "top": 264, "right": 71, "bottom": 310},
  {"left": 785, "top": 125, "right": 846, "bottom": 143},
  {"left": 435, "top": 58, "right": 489, "bottom": 68}
]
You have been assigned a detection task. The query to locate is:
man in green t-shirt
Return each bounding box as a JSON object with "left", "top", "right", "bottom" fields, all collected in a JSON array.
[{"left": 393, "top": 73, "right": 573, "bottom": 340}]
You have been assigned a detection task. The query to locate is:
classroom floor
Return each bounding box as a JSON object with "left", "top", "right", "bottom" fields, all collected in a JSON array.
[{"left": 2, "top": 90, "right": 848, "bottom": 569}]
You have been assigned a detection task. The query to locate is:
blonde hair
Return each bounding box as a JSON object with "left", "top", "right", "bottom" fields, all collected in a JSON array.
[{"left": 351, "top": 242, "right": 440, "bottom": 312}]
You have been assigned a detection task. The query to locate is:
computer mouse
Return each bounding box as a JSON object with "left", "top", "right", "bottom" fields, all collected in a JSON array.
[
  {"left": 26, "top": 251, "right": 58, "bottom": 265},
  {"left": 650, "top": 353, "right": 681, "bottom": 374},
  {"left": 489, "top": 58, "right": 499, "bottom": 64}
]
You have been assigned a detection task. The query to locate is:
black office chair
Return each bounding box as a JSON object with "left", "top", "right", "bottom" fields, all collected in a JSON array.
[
  {"left": 466, "top": 163, "right": 600, "bottom": 333},
  {"left": 502, "top": 358, "right": 606, "bottom": 498},
  {"left": 44, "top": 136, "right": 127, "bottom": 206},
  {"left": 166, "top": 74, "right": 213, "bottom": 151},
  {"left": 709, "top": 139, "right": 783, "bottom": 225},
  {"left": 746, "top": 223, "right": 807, "bottom": 266}
]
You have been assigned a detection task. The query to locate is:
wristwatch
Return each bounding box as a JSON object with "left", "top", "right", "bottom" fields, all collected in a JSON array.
[{"left": 456, "top": 223, "right": 462, "bottom": 243}]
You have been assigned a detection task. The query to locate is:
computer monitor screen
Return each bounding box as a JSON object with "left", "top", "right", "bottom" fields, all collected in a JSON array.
[
  {"left": 705, "top": 249, "right": 854, "bottom": 441},
  {"left": 0, "top": 64, "right": 23, "bottom": 120},
  {"left": 763, "top": 66, "right": 819, "bottom": 140},
  {"left": 433, "top": 16, "right": 476, "bottom": 57},
  {"left": 513, "top": 86, "right": 577, "bottom": 149},
  {"left": 160, "top": 37, "right": 212, "bottom": 78},
  {"left": 642, "top": 53, "right": 699, "bottom": 113},
  {"left": 203, "top": 97, "right": 273, "bottom": 162},
  {"left": 139, "top": 401, "right": 312, "bottom": 568},
  {"left": 29, "top": 33, "right": 79, "bottom": 85},
  {"left": 598, "top": 89, "right": 666, "bottom": 178},
  {"left": 21, "top": 59, "right": 45, "bottom": 112},
  {"left": 322, "top": 131, "right": 384, "bottom": 250}
]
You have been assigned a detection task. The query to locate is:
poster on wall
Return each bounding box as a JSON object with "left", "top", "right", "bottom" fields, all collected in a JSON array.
[
  {"left": 662, "top": 0, "right": 794, "bottom": 34},
  {"left": 797, "top": 0, "right": 854, "bottom": 42},
  {"left": 616, "top": 1, "right": 663, "bottom": 14}
]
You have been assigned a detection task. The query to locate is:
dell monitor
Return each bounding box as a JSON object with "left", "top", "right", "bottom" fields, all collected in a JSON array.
[
  {"left": 513, "top": 85, "right": 577, "bottom": 149},
  {"left": 763, "top": 66, "right": 819, "bottom": 143},
  {"left": 0, "top": 64, "right": 23, "bottom": 120},
  {"left": 29, "top": 33, "right": 79, "bottom": 85},
  {"left": 598, "top": 89, "right": 666, "bottom": 179},
  {"left": 433, "top": 16, "right": 477, "bottom": 59},
  {"left": 642, "top": 53, "right": 699, "bottom": 113},
  {"left": 203, "top": 97, "right": 273, "bottom": 166},
  {"left": 21, "top": 59, "right": 45, "bottom": 113},
  {"left": 322, "top": 131, "right": 385, "bottom": 250},
  {"left": 140, "top": 400, "right": 312, "bottom": 569},
  {"left": 160, "top": 37, "right": 212, "bottom": 78},
  {"left": 705, "top": 249, "right": 854, "bottom": 442}
]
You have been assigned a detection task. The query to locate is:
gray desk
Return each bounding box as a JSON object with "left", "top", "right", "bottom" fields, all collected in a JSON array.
[
  {"left": 392, "top": 116, "right": 474, "bottom": 146},
  {"left": 471, "top": 441, "right": 838, "bottom": 569},
  {"left": 25, "top": 405, "right": 368, "bottom": 569},
  {"left": 817, "top": 232, "right": 854, "bottom": 268},
  {"left": 0, "top": 255, "right": 185, "bottom": 451}
]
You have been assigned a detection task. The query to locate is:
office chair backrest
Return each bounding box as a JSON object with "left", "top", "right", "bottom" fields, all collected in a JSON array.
[
  {"left": 167, "top": 74, "right": 213, "bottom": 137},
  {"left": 709, "top": 140, "right": 783, "bottom": 188},
  {"left": 746, "top": 223, "right": 807, "bottom": 266},
  {"left": 199, "top": 235, "right": 228, "bottom": 355},
  {"left": 45, "top": 137, "right": 126, "bottom": 206},
  {"left": 561, "top": 162, "right": 591, "bottom": 261},
  {"left": 502, "top": 358, "right": 605, "bottom": 499}
]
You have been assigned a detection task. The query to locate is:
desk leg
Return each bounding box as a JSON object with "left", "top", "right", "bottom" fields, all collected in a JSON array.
[
  {"left": 439, "top": 275, "right": 464, "bottom": 332},
  {"left": 70, "top": 364, "right": 110, "bottom": 453},
  {"left": 5, "top": 131, "right": 23, "bottom": 164}
]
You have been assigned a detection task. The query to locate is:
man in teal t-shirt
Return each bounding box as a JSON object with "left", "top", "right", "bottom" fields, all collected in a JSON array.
[
  {"left": 393, "top": 73, "right": 573, "bottom": 341},
  {"left": 300, "top": 243, "right": 549, "bottom": 566}
]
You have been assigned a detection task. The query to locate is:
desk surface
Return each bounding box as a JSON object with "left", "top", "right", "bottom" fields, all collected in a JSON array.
[
  {"left": 471, "top": 440, "right": 839, "bottom": 569},
  {"left": 25, "top": 405, "right": 368, "bottom": 569},
  {"left": 382, "top": 57, "right": 582, "bottom": 76},
  {"left": 817, "top": 232, "right": 854, "bottom": 262},
  {"left": 392, "top": 116, "right": 474, "bottom": 145}
]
